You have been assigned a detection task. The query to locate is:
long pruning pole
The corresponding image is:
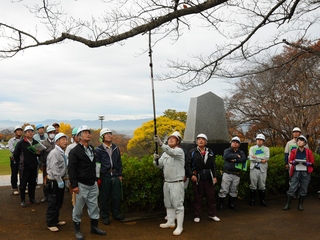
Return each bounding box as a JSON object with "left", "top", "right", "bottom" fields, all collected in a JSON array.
[{"left": 148, "top": 30, "right": 158, "bottom": 160}]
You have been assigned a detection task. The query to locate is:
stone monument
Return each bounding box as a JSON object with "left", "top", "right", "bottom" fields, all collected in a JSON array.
[{"left": 181, "top": 91, "right": 248, "bottom": 156}]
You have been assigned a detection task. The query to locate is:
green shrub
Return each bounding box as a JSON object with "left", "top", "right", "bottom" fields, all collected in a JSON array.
[
  {"left": 120, "top": 148, "right": 320, "bottom": 212},
  {"left": 121, "top": 154, "right": 164, "bottom": 212}
]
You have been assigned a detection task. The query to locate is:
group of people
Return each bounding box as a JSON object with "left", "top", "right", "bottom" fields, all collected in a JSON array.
[
  {"left": 153, "top": 127, "right": 315, "bottom": 236},
  {"left": 8, "top": 123, "right": 125, "bottom": 240},
  {"left": 8, "top": 124, "right": 316, "bottom": 238}
]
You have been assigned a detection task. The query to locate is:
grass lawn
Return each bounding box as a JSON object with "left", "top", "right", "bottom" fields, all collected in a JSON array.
[{"left": 0, "top": 149, "right": 11, "bottom": 175}]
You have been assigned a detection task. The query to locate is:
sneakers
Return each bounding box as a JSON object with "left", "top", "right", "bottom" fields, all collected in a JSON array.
[
  {"left": 194, "top": 217, "right": 200, "bottom": 223},
  {"left": 41, "top": 197, "right": 48, "bottom": 203},
  {"left": 12, "top": 189, "right": 19, "bottom": 195},
  {"left": 47, "top": 226, "right": 59, "bottom": 232},
  {"left": 57, "top": 221, "right": 66, "bottom": 226},
  {"left": 209, "top": 216, "right": 220, "bottom": 222}
]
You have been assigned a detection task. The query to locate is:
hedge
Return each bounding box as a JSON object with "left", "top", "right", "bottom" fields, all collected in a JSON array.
[{"left": 121, "top": 148, "right": 320, "bottom": 212}]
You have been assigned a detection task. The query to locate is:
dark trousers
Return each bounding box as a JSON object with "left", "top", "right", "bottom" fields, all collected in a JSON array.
[
  {"left": 46, "top": 180, "right": 65, "bottom": 227},
  {"left": 99, "top": 175, "right": 122, "bottom": 219},
  {"left": 10, "top": 160, "right": 19, "bottom": 189},
  {"left": 19, "top": 168, "right": 38, "bottom": 201},
  {"left": 192, "top": 179, "right": 217, "bottom": 218}
]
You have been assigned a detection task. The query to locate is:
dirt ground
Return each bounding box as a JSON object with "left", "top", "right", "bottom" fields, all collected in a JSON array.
[{"left": 0, "top": 185, "right": 320, "bottom": 240}]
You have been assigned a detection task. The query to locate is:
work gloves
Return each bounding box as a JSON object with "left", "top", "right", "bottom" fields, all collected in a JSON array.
[
  {"left": 58, "top": 181, "right": 65, "bottom": 189},
  {"left": 154, "top": 135, "right": 163, "bottom": 146}
]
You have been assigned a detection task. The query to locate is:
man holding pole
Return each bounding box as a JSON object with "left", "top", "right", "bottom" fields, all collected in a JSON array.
[{"left": 154, "top": 131, "right": 185, "bottom": 236}]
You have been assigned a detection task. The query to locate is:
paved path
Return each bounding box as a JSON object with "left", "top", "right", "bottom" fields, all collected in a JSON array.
[
  {"left": 0, "top": 174, "right": 43, "bottom": 187},
  {"left": 1, "top": 178, "right": 320, "bottom": 240}
]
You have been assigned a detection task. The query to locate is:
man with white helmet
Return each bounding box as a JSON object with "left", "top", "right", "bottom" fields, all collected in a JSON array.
[
  {"left": 8, "top": 125, "right": 23, "bottom": 195},
  {"left": 283, "top": 135, "right": 314, "bottom": 211},
  {"left": 39, "top": 125, "right": 56, "bottom": 203},
  {"left": 95, "top": 127, "right": 124, "bottom": 225},
  {"left": 186, "top": 133, "right": 220, "bottom": 223},
  {"left": 46, "top": 133, "right": 68, "bottom": 232},
  {"left": 284, "top": 127, "right": 304, "bottom": 198},
  {"left": 68, "top": 125, "right": 106, "bottom": 240},
  {"left": 249, "top": 134, "right": 270, "bottom": 207},
  {"left": 154, "top": 131, "right": 185, "bottom": 236},
  {"left": 218, "top": 136, "right": 247, "bottom": 211},
  {"left": 13, "top": 125, "right": 41, "bottom": 207},
  {"left": 34, "top": 123, "right": 48, "bottom": 141}
]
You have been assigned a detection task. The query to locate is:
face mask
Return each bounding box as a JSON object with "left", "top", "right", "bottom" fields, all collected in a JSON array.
[
  {"left": 71, "top": 138, "right": 74, "bottom": 143},
  {"left": 49, "top": 133, "right": 55, "bottom": 139}
]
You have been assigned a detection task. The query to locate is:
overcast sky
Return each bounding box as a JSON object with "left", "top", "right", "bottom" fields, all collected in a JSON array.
[{"left": 0, "top": 1, "right": 318, "bottom": 124}]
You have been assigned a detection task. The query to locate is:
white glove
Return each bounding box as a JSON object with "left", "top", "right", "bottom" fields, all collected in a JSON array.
[
  {"left": 154, "top": 135, "right": 163, "bottom": 146},
  {"left": 154, "top": 153, "right": 160, "bottom": 161}
]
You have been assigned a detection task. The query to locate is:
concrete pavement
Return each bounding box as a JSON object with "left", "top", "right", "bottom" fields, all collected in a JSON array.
[{"left": 0, "top": 174, "right": 43, "bottom": 187}]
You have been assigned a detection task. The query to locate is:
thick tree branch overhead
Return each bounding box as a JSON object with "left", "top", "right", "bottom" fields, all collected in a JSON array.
[{"left": 0, "top": 0, "right": 319, "bottom": 90}]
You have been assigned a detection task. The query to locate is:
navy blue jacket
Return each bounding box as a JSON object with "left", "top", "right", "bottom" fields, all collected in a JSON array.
[
  {"left": 223, "top": 147, "right": 247, "bottom": 172},
  {"left": 95, "top": 143, "right": 122, "bottom": 177}
]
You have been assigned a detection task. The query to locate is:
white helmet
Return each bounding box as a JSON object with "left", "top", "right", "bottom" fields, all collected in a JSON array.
[
  {"left": 256, "top": 134, "right": 266, "bottom": 141},
  {"left": 196, "top": 133, "right": 208, "bottom": 141},
  {"left": 24, "top": 125, "right": 34, "bottom": 132},
  {"left": 168, "top": 131, "right": 182, "bottom": 142},
  {"left": 100, "top": 128, "right": 112, "bottom": 137},
  {"left": 46, "top": 125, "right": 56, "bottom": 133},
  {"left": 297, "top": 135, "right": 307, "bottom": 144},
  {"left": 77, "top": 125, "right": 91, "bottom": 136},
  {"left": 292, "top": 127, "right": 301, "bottom": 133},
  {"left": 14, "top": 125, "right": 22, "bottom": 132},
  {"left": 231, "top": 136, "right": 241, "bottom": 143},
  {"left": 54, "top": 133, "right": 67, "bottom": 142}
]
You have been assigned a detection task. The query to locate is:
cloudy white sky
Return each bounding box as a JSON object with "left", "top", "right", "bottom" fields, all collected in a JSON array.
[{"left": 0, "top": 1, "right": 318, "bottom": 124}]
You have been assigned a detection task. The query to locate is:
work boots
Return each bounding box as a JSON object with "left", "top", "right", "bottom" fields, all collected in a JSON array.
[
  {"left": 250, "top": 190, "right": 256, "bottom": 206},
  {"left": 218, "top": 197, "right": 225, "bottom": 211},
  {"left": 283, "top": 195, "right": 292, "bottom": 210},
  {"left": 73, "top": 222, "right": 84, "bottom": 240},
  {"left": 228, "top": 196, "right": 237, "bottom": 210},
  {"left": 259, "top": 190, "right": 268, "bottom": 207},
  {"left": 160, "top": 208, "right": 176, "bottom": 228},
  {"left": 173, "top": 211, "right": 184, "bottom": 236},
  {"left": 90, "top": 219, "right": 106, "bottom": 235},
  {"left": 298, "top": 196, "right": 305, "bottom": 211}
]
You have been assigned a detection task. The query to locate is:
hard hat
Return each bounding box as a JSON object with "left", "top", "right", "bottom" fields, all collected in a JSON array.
[
  {"left": 54, "top": 133, "right": 67, "bottom": 142},
  {"left": 14, "top": 125, "right": 22, "bottom": 132},
  {"left": 168, "top": 131, "right": 182, "bottom": 142},
  {"left": 292, "top": 127, "right": 301, "bottom": 133},
  {"left": 231, "top": 136, "right": 241, "bottom": 144},
  {"left": 46, "top": 125, "right": 56, "bottom": 133},
  {"left": 72, "top": 127, "right": 78, "bottom": 136},
  {"left": 196, "top": 133, "right": 208, "bottom": 141},
  {"left": 297, "top": 135, "right": 307, "bottom": 144},
  {"left": 100, "top": 128, "right": 112, "bottom": 137},
  {"left": 256, "top": 134, "right": 266, "bottom": 141},
  {"left": 52, "top": 122, "right": 60, "bottom": 127},
  {"left": 77, "top": 125, "right": 91, "bottom": 135},
  {"left": 24, "top": 125, "right": 34, "bottom": 132},
  {"left": 36, "top": 124, "right": 44, "bottom": 130}
]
